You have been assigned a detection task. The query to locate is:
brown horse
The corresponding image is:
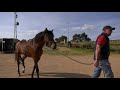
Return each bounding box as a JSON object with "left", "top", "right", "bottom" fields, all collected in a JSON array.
[{"left": 15, "top": 28, "right": 56, "bottom": 78}]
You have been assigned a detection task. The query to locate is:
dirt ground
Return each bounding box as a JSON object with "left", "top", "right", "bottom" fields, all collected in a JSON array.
[{"left": 0, "top": 53, "right": 119, "bottom": 78}]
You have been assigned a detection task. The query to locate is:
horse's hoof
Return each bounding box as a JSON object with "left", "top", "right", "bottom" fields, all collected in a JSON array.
[
  {"left": 22, "top": 69, "right": 25, "bottom": 73},
  {"left": 18, "top": 74, "right": 21, "bottom": 77},
  {"left": 22, "top": 70, "right": 25, "bottom": 73}
]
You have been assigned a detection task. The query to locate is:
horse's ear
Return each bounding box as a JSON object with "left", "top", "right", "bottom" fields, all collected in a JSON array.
[
  {"left": 45, "top": 28, "right": 48, "bottom": 32},
  {"left": 52, "top": 29, "right": 54, "bottom": 32}
]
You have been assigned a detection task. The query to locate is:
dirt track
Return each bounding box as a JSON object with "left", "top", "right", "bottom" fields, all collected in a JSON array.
[{"left": 0, "top": 53, "right": 119, "bottom": 78}]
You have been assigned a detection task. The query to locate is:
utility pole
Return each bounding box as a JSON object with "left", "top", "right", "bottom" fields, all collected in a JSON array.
[
  {"left": 14, "top": 12, "right": 19, "bottom": 39},
  {"left": 67, "top": 22, "right": 70, "bottom": 42}
]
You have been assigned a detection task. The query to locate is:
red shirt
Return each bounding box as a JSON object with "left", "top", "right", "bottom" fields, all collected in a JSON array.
[{"left": 97, "top": 35, "right": 107, "bottom": 46}]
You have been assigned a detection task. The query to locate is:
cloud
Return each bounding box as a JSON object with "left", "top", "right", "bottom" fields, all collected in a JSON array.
[
  {"left": 60, "top": 28, "right": 67, "bottom": 31},
  {"left": 0, "top": 32, "right": 14, "bottom": 38},
  {"left": 60, "top": 24, "right": 96, "bottom": 32},
  {"left": 17, "top": 29, "right": 42, "bottom": 40},
  {"left": 1, "top": 12, "right": 120, "bottom": 41},
  {"left": 0, "top": 25, "right": 14, "bottom": 31},
  {"left": 0, "top": 25, "right": 14, "bottom": 38},
  {"left": 80, "top": 24, "right": 96, "bottom": 30},
  {"left": 71, "top": 26, "right": 80, "bottom": 31},
  {"left": 18, "top": 29, "right": 40, "bottom": 34}
]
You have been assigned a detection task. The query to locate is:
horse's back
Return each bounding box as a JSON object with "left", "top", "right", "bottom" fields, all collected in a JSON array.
[
  {"left": 16, "top": 39, "right": 35, "bottom": 57},
  {"left": 16, "top": 40, "right": 28, "bottom": 53}
]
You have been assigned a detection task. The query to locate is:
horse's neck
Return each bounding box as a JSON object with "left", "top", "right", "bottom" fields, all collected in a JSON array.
[
  {"left": 34, "top": 39, "right": 45, "bottom": 49},
  {"left": 33, "top": 32, "right": 46, "bottom": 49}
]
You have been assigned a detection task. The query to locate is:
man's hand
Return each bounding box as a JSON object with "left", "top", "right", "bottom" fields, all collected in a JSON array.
[{"left": 94, "top": 60, "right": 99, "bottom": 67}]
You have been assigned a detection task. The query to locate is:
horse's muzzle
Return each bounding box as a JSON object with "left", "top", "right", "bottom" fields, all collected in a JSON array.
[
  {"left": 50, "top": 41, "right": 56, "bottom": 50},
  {"left": 46, "top": 41, "right": 56, "bottom": 49},
  {"left": 52, "top": 42, "right": 56, "bottom": 50}
]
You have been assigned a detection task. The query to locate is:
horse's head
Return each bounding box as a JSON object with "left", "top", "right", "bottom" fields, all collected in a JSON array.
[{"left": 44, "top": 28, "right": 56, "bottom": 49}]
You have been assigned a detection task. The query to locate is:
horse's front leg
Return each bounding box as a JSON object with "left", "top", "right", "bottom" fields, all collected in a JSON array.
[
  {"left": 35, "top": 55, "right": 42, "bottom": 78},
  {"left": 32, "top": 50, "right": 43, "bottom": 78},
  {"left": 32, "top": 58, "right": 41, "bottom": 78},
  {"left": 31, "top": 66, "right": 36, "bottom": 78},
  {"left": 36, "top": 64, "right": 39, "bottom": 78},
  {"left": 32, "top": 61, "right": 40, "bottom": 78}
]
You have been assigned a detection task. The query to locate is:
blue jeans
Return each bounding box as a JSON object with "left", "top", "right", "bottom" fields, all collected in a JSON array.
[{"left": 92, "top": 60, "right": 114, "bottom": 78}]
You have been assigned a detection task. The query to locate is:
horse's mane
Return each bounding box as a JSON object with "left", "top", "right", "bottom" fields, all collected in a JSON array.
[
  {"left": 28, "top": 28, "right": 53, "bottom": 44},
  {"left": 21, "top": 39, "right": 27, "bottom": 42},
  {"left": 33, "top": 31, "right": 45, "bottom": 43}
]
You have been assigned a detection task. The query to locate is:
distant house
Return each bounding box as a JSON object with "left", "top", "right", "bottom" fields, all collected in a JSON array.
[{"left": 0, "top": 38, "right": 19, "bottom": 53}]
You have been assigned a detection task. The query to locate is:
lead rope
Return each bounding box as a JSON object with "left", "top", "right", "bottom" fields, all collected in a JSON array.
[{"left": 44, "top": 47, "right": 93, "bottom": 65}]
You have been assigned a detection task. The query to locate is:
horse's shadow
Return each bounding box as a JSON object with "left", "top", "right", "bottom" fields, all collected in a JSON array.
[
  {"left": 26, "top": 72, "right": 91, "bottom": 78},
  {"left": 40, "top": 72, "right": 91, "bottom": 78}
]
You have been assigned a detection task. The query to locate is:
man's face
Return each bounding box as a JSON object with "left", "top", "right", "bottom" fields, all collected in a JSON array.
[{"left": 104, "top": 29, "right": 113, "bottom": 36}]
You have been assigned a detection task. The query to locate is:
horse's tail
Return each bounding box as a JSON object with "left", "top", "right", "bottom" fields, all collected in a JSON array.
[
  {"left": 15, "top": 50, "right": 18, "bottom": 62},
  {"left": 15, "top": 42, "right": 20, "bottom": 63}
]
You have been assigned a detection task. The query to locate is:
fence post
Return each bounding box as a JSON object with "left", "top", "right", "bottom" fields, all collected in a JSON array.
[{"left": 2, "top": 39, "right": 5, "bottom": 53}]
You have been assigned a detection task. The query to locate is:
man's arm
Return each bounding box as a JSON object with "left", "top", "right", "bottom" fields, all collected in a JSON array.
[
  {"left": 94, "top": 35, "right": 106, "bottom": 67},
  {"left": 94, "top": 44, "right": 101, "bottom": 67},
  {"left": 95, "top": 44, "right": 101, "bottom": 60}
]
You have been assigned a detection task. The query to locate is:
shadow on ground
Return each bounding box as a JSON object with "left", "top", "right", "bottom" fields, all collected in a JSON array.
[
  {"left": 40, "top": 72, "right": 91, "bottom": 78},
  {"left": 25, "top": 72, "right": 91, "bottom": 78}
]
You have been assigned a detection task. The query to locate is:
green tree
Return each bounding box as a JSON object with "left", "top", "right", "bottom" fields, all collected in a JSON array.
[
  {"left": 72, "top": 34, "right": 81, "bottom": 42},
  {"left": 72, "top": 32, "right": 91, "bottom": 42},
  {"left": 55, "top": 35, "right": 67, "bottom": 43}
]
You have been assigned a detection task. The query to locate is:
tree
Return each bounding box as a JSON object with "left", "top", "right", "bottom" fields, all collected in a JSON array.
[
  {"left": 72, "top": 34, "right": 81, "bottom": 42},
  {"left": 72, "top": 32, "right": 91, "bottom": 42},
  {"left": 86, "top": 37, "right": 91, "bottom": 41},
  {"left": 81, "top": 32, "right": 87, "bottom": 41},
  {"left": 55, "top": 35, "right": 67, "bottom": 43}
]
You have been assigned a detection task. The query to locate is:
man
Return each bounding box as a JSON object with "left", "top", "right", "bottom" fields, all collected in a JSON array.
[{"left": 92, "top": 26, "right": 115, "bottom": 78}]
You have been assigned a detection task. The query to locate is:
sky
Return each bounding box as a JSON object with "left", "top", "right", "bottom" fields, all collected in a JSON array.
[{"left": 0, "top": 12, "right": 120, "bottom": 41}]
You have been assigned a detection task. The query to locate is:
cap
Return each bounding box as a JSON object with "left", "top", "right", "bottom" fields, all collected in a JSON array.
[{"left": 103, "top": 26, "right": 115, "bottom": 31}]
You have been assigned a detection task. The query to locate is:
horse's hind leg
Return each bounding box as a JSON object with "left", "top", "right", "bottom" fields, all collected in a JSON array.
[
  {"left": 20, "top": 56, "right": 26, "bottom": 73},
  {"left": 16, "top": 57, "right": 21, "bottom": 77},
  {"left": 17, "top": 61, "right": 21, "bottom": 76}
]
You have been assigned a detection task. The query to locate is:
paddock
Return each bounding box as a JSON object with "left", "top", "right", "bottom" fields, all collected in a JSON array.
[{"left": 0, "top": 53, "right": 119, "bottom": 78}]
